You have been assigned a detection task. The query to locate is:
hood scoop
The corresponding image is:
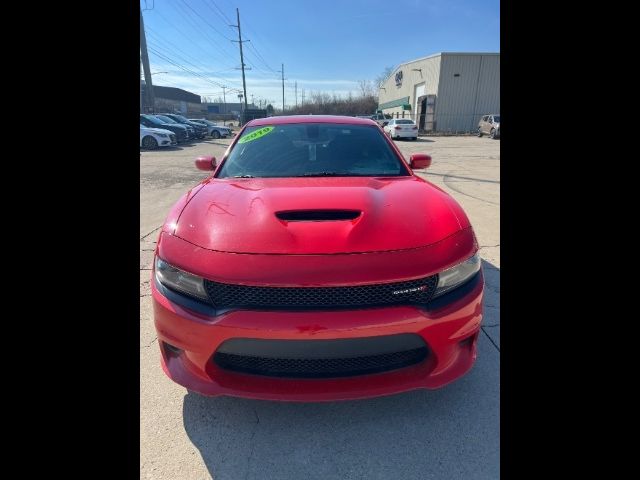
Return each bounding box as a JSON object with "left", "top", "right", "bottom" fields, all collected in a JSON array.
[{"left": 275, "top": 210, "right": 361, "bottom": 222}]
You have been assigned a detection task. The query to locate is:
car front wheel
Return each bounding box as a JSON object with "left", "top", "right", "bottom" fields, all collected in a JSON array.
[
  {"left": 212, "top": 131, "right": 221, "bottom": 139},
  {"left": 142, "top": 136, "right": 158, "bottom": 149},
  {"left": 490, "top": 128, "right": 497, "bottom": 139},
  {"left": 477, "top": 127, "right": 483, "bottom": 137}
]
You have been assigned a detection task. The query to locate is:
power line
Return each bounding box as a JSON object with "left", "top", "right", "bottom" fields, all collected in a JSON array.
[
  {"left": 245, "top": 41, "right": 278, "bottom": 75},
  {"left": 147, "top": 40, "right": 242, "bottom": 90},
  {"left": 165, "top": 0, "right": 235, "bottom": 60},
  {"left": 239, "top": 17, "right": 280, "bottom": 74},
  {"left": 202, "top": 0, "right": 233, "bottom": 25},
  {"left": 148, "top": 46, "right": 232, "bottom": 90},
  {"left": 149, "top": 10, "right": 237, "bottom": 68},
  {"left": 146, "top": 28, "right": 236, "bottom": 76},
  {"left": 177, "top": 0, "right": 234, "bottom": 42},
  {"left": 147, "top": 38, "right": 236, "bottom": 82}
]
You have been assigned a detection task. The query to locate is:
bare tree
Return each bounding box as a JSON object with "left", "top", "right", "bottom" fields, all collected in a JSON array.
[
  {"left": 358, "top": 79, "right": 375, "bottom": 98},
  {"left": 375, "top": 66, "right": 395, "bottom": 87}
]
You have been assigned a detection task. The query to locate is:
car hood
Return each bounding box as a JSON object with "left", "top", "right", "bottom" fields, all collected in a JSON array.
[
  {"left": 141, "top": 127, "right": 173, "bottom": 135},
  {"left": 173, "top": 176, "right": 470, "bottom": 254},
  {"left": 160, "top": 123, "right": 187, "bottom": 130}
]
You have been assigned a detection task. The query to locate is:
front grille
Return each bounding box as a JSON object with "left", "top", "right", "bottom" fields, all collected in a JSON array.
[
  {"left": 203, "top": 275, "right": 439, "bottom": 310},
  {"left": 213, "top": 338, "right": 429, "bottom": 378},
  {"left": 169, "top": 134, "right": 176, "bottom": 142}
]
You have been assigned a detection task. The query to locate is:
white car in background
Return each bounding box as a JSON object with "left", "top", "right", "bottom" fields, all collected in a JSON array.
[
  {"left": 383, "top": 119, "right": 419, "bottom": 140},
  {"left": 140, "top": 125, "right": 177, "bottom": 149},
  {"left": 189, "top": 119, "right": 233, "bottom": 139}
]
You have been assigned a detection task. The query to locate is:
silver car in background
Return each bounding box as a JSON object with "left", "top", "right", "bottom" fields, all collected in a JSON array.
[
  {"left": 189, "top": 119, "right": 233, "bottom": 139},
  {"left": 477, "top": 114, "right": 500, "bottom": 139}
]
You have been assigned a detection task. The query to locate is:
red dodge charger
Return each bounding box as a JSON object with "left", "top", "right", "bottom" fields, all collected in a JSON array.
[{"left": 152, "top": 115, "right": 483, "bottom": 401}]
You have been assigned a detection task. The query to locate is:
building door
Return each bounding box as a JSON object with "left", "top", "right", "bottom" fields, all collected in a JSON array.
[
  {"left": 424, "top": 95, "right": 436, "bottom": 131},
  {"left": 413, "top": 83, "right": 425, "bottom": 122}
]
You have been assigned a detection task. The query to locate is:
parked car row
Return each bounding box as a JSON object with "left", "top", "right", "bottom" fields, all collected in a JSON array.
[{"left": 140, "top": 114, "right": 234, "bottom": 149}]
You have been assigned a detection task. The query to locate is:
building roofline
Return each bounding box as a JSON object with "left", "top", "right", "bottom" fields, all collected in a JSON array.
[{"left": 380, "top": 52, "right": 500, "bottom": 86}]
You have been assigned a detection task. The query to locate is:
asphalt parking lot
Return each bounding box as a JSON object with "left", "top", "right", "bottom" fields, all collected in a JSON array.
[{"left": 140, "top": 134, "right": 500, "bottom": 479}]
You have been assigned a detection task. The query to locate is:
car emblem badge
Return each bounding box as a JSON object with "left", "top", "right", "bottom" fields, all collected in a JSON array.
[{"left": 392, "top": 285, "right": 427, "bottom": 295}]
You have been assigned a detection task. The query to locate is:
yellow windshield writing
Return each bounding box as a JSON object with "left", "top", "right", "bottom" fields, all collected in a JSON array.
[{"left": 238, "top": 126, "right": 275, "bottom": 144}]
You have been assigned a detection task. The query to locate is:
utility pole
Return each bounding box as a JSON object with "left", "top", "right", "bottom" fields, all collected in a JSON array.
[
  {"left": 140, "top": 6, "right": 154, "bottom": 112},
  {"left": 295, "top": 81, "right": 298, "bottom": 108},
  {"left": 302, "top": 88, "right": 305, "bottom": 107},
  {"left": 230, "top": 9, "right": 249, "bottom": 111},
  {"left": 281, "top": 64, "right": 285, "bottom": 112},
  {"left": 222, "top": 86, "right": 227, "bottom": 113},
  {"left": 221, "top": 86, "right": 227, "bottom": 125},
  {"left": 251, "top": 94, "right": 254, "bottom": 107}
]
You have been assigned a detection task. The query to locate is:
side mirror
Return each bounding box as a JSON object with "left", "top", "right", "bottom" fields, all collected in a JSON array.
[
  {"left": 409, "top": 153, "right": 431, "bottom": 169},
  {"left": 195, "top": 156, "right": 217, "bottom": 171}
]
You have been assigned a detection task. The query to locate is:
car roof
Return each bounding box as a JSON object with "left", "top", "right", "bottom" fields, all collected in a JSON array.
[{"left": 247, "top": 115, "right": 378, "bottom": 127}]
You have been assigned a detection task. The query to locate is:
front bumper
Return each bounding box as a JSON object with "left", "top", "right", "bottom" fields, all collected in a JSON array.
[
  {"left": 156, "top": 136, "right": 173, "bottom": 147},
  {"left": 151, "top": 233, "right": 483, "bottom": 401}
]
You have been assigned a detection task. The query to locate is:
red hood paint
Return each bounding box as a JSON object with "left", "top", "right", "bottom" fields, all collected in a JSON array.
[{"left": 173, "top": 176, "right": 470, "bottom": 254}]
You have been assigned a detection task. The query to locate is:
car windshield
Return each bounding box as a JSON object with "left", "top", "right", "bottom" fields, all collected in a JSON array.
[
  {"left": 142, "top": 115, "right": 164, "bottom": 126},
  {"left": 396, "top": 120, "right": 414, "bottom": 124},
  {"left": 171, "top": 114, "right": 190, "bottom": 123},
  {"left": 155, "top": 115, "right": 177, "bottom": 123},
  {"left": 493, "top": 115, "right": 500, "bottom": 123},
  {"left": 217, "top": 123, "right": 410, "bottom": 178}
]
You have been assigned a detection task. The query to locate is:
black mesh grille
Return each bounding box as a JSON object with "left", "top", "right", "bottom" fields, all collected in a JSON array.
[
  {"left": 203, "top": 275, "right": 438, "bottom": 310},
  {"left": 214, "top": 347, "right": 428, "bottom": 378}
]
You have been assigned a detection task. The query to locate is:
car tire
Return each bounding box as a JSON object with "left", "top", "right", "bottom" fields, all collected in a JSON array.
[
  {"left": 212, "top": 131, "right": 221, "bottom": 139},
  {"left": 142, "top": 136, "right": 158, "bottom": 150},
  {"left": 477, "top": 127, "right": 483, "bottom": 137},
  {"left": 490, "top": 128, "right": 497, "bottom": 139}
]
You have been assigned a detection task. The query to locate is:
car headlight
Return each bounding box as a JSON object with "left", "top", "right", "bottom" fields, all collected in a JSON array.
[
  {"left": 155, "top": 257, "right": 209, "bottom": 302},
  {"left": 432, "top": 253, "right": 481, "bottom": 298},
  {"left": 157, "top": 133, "right": 168, "bottom": 138}
]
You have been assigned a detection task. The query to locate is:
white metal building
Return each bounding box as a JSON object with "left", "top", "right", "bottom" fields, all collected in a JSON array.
[{"left": 377, "top": 52, "right": 500, "bottom": 133}]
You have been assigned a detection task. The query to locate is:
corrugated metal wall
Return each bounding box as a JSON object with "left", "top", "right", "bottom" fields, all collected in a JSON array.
[
  {"left": 378, "top": 54, "right": 441, "bottom": 118},
  {"left": 436, "top": 54, "right": 500, "bottom": 132}
]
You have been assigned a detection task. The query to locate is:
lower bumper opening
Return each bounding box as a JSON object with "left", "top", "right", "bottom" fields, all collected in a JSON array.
[{"left": 212, "top": 334, "right": 429, "bottom": 379}]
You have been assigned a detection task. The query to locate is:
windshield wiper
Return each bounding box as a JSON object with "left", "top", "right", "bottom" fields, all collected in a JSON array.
[
  {"left": 232, "top": 174, "right": 255, "bottom": 178},
  {"left": 297, "top": 172, "right": 356, "bottom": 177}
]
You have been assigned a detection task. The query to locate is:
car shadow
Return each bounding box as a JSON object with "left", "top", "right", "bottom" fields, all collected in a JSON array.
[{"left": 180, "top": 259, "right": 500, "bottom": 479}]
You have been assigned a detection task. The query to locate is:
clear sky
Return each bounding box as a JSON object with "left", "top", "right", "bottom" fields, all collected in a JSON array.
[{"left": 141, "top": 0, "right": 500, "bottom": 107}]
